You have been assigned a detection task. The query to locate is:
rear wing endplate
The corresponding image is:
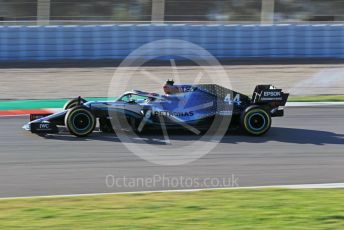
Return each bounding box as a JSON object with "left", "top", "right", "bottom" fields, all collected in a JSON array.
[{"left": 252, "top": 85, "right": 289, "bottom": 106}]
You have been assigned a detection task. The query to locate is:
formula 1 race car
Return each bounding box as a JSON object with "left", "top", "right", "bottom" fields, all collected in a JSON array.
[{"left": 23, "top": 80, "right": 289, "bottom": 137}]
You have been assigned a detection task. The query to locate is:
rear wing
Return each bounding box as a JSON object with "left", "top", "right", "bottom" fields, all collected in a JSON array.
[{"left": 252, "top": 85, "right": 289, "bottom": 106}]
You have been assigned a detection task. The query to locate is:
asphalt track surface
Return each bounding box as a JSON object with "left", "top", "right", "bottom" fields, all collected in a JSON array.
[{"left": 0, "top": 106, "right": 343, "bottom": 198}]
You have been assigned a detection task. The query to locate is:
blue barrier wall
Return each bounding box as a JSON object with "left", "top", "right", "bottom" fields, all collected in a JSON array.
[{"left": 0, "top": 24, "right": 343, "bottom": 61}]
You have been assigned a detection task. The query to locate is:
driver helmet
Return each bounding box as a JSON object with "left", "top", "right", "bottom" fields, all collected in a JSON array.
[{"left": 163, "top": 79, "right": 179, "bottom": 95}]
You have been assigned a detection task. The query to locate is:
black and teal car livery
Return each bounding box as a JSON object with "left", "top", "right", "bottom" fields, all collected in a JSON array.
[{"left": 23, "top": 83, "right": 289, "bottom": 137}]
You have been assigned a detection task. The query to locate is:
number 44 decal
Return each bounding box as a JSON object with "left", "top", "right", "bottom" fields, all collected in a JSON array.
[{"left": 224, "top": 94, "right": 241, "bottom": 106}]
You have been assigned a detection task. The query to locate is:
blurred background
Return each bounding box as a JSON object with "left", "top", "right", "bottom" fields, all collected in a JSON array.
[
  {"left": 0, "top": 0, "right": 343, "bottom": 24},
  {"left": 0, "top": 0, "right": 343, "bottom": 99}
]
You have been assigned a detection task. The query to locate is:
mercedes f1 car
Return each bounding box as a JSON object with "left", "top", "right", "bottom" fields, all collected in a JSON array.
[{"left": 23, "top": 80, "right": 289, "bottom": 137}]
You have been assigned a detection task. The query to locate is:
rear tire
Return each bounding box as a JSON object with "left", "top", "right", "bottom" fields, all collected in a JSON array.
[
  {"left": 241, "top": 105, "right": 271, "bottom": 136},
  {"left": 65, "top": 106, "right": 96, "bottom": 137}
]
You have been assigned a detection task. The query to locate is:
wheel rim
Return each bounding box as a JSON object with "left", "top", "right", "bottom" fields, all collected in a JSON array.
[
  {"left": 248, "top": 112, "right": 266, "bottom": 131},
  {"left": 72, "top": 113, "right": 91, "bottom": 131}
]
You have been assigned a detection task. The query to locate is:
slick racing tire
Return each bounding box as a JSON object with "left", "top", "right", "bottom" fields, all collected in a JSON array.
[
  {"left": 63, "top": 98, "right": 87, "bottom": 110},
  {"left": 65, "top": 106, "right": 96, "bottom": 137},
  {"left": 241, "top": 105, "right": 271, "bottom": 136}
]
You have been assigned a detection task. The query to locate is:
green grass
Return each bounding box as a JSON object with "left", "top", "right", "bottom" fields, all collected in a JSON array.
[
  {"left": 289, "top": 95, "right": 344, "bottom": 102},
  {"left": 1, "top": 189, "right": 344, "bottom": 229}
]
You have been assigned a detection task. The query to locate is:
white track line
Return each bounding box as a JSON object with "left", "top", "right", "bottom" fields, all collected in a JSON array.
[
  {"left": 0, "top": 183, "right": 344, "bottom": 200},
  {"left": 286, "top": 102, "right": 344, "bottom": 107},
  {"left": 0, "top": 114, "right": 30, "bottom": 118}
]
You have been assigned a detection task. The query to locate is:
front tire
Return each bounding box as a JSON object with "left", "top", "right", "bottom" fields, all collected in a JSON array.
[
  {"left": 63, "top": 98, "right": 87, "bottom": 110},
  {"left": 241, "top": 105, "right": 271, "bottom": 136},
  {"left": 65, "top": 106, "right": 96, "bottom": 137}
]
